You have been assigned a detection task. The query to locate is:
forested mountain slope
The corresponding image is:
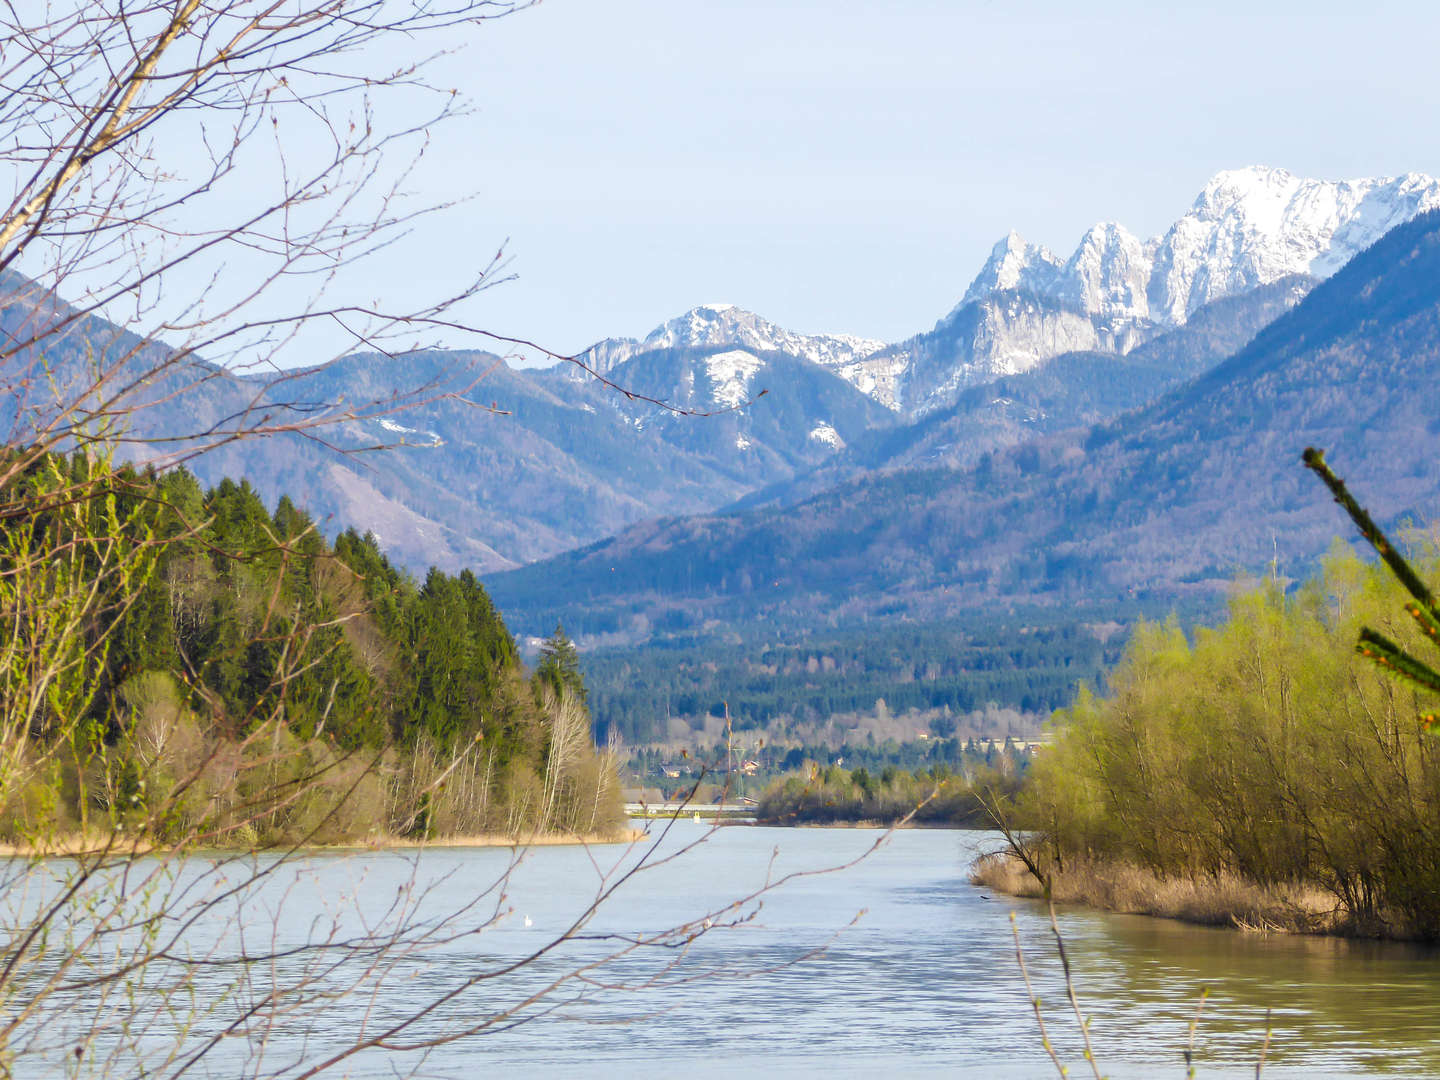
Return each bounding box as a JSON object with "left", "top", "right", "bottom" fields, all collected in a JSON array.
[{"left": 489, "top": 210, "right": 1440, "bottom": 639}]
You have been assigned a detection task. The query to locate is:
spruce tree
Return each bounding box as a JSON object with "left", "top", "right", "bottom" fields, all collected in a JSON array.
[{"left": 535, "top": 623, "right": 586, "bottom": 707}]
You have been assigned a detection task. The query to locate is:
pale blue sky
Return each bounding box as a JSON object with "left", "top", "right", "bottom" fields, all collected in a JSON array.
[{"left": 375, "top": 0, "right": 1440, "bottom": 362}]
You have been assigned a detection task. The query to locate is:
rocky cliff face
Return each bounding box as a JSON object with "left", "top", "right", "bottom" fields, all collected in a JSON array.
[
  {"left": 961, "top": 167, "right": 1440, "bottom": 325},
  {"left": 829, "top": 166, "right": 1440, "bottom": 416}
]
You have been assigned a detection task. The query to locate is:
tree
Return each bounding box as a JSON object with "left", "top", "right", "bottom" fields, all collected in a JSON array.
[
  {"left": 0, "top": 3, "right": 862, "bottom": 1076},
  {"left": 535, "top": 622, "right": 587, "bottom": 708}
]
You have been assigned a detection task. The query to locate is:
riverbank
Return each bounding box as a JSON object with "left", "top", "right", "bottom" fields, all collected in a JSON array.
[
  {"left": 350, "top": 828, "right": 647, "bottom": 850},
  {"left": 971, "top": 852, "right": 1347, "bottom": 936},
  {"left": 764, "top": 818, "right": 985, "bottom": 830},
  {"left": 0, "top": 827, "right": 645, "bottom": 858}
]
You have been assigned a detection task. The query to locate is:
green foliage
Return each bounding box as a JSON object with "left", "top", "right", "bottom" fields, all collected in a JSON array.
[
  {"left": 0, "top": 452, "right": 620, "bottom": 845},
  {"left": 584, "top": 618, "right": 1120, "bottom": 745},
  {"left": 535, "top": 623, "right": 586, "bottom": 708},
  {"left": 755, "top": 753, "right": 1024, "bottom": 826},
  {"left": 1023, "top": 551, "right": 1440, "bottom": 939}
]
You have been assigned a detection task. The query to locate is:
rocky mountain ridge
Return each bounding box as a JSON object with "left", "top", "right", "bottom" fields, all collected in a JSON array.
[
  {"left": 960, "top": 166, "right": 1440, "bottom": 324},
  {"left": 581, "top": 303, "right": 886, "bottom": 376},
  {"left": 590, "top": 168, "right": 1440, "bottom": 418}
]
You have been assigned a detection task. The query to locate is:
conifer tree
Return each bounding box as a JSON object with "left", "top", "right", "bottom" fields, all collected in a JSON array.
[{"left": 535, "top": 623, "right": 587, "bottom": 708}]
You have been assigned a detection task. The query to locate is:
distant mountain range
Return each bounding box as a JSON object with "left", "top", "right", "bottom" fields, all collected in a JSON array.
[
  {"left": 5, "top": 166, "right": 1435, "bottom": 601},
  {"left": 584, "top": 167, "right": 1440, "bottom": 417},
  {"left": 489, "top": 207, "right": 1440, "bottom": 637}
]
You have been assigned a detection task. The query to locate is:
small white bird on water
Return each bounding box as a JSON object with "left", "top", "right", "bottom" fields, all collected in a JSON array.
[{"left": 523, "top": 915, "right": 533, "bottom": 928}]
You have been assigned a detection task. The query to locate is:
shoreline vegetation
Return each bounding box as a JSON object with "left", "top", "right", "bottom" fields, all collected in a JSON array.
[
  {"left": 1001, "top": 546, "right": 1440, "bottom": 943},
  {"left": 755, "top": 761, "right": 1024, "bottom": 826},
  {"left": 970, "top": 852, "right": 1344, "bottom": 935},
  {"left": 0, "top": 454, "right": 624, "bottom": 852},
  {"left": 0, "top": 826, "right": 647, "bottom": 858}
]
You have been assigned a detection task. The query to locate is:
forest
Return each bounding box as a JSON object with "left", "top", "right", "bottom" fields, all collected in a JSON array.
[
  {"left": 584, "top": 617, "right": 1125, "bottom": 746},
  {"left": 1, "top": 450, "right": 622, "bottom": 847}
]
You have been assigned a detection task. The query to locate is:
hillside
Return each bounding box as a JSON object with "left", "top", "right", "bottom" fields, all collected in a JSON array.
[
  {"left": 488, "top": 209, "right": 1440, "bottom": 639},
  {"left": 0, "top": 278, "right": 890, "bottom": 573},
  {"left": 5, "top": 166, "right": 1432, "bottom": 583}
]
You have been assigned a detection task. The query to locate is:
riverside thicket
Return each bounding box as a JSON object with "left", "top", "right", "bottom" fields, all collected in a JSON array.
[
  {"left": 757, "top": 753, "right": 1025, "bottom": 826},
  {"left": 1018, "top": 545, "right": 1440, "bottom": 940}
]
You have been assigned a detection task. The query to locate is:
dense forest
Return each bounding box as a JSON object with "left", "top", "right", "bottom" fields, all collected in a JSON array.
[
  {"left": 1, "top": 451, "right": 621, "bottom": 846},
  {"left": 1016, "top": 545, "right": 1440, "bottom": 939},
  {"left": 584, "top": 618, "right": 1125, "bottom": 746}
]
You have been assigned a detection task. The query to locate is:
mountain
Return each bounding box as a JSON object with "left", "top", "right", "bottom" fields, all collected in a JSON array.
[
  {"left": 737, "top": 275, "right": 1313, "bottom": 509},
  {"left": 827, "top": 167, "right": 1440, "bottom": 416},
  {"left": 0, "top": 279, "right": 892, "bottom": 574},
  {"left": 487, "top": 208, "right": 1440, "bottom": 639},
  {"left": 581, "top": 303, "right": 886, "bottom": 375},
  {"left": 959, "top": 168, "right": 1440, "bottom": 324},
  {"left": 578, "top": 343, "right": 896, "bottom": 471},
  {"left": 7, "top": 166, "right": 1431, "bottom": 584}
]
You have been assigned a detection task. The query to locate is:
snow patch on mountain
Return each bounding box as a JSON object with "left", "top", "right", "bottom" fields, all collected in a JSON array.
[
  {"left": 377, "top": 417, "right": 443, "bottom": 446},
  {"left": 705, "top": 349, "right": 765, "bottom": 409},
  {"left": 807, "top": 422, "right": 843, "bottom": 450},
  {"left": 825, "top": 349, "right": 912, "bottom": 412}
]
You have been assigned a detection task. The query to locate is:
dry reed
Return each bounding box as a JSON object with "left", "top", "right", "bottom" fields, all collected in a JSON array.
[{"left": 971, "top": 852, "right": 1342, "bottom": 935}]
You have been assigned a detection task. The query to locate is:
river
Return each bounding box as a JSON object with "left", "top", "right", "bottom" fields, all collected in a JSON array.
[{"left": 13, "top": 823, "right": 1440, "bottom": 1078}]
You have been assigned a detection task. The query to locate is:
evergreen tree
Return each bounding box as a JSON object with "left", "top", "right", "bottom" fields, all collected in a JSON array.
[{"left": 535, "top": 623, "right": 586, "bottom": 707}]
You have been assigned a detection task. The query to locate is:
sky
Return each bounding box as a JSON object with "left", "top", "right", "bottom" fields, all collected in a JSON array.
[{"left": 367, "top": 0, "right": 1440, "bottom": 365}]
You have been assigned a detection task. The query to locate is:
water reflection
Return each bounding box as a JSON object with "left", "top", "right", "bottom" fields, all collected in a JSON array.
[{"left": 1036, "top": 901, "right": 1440, "bottom": 1077}]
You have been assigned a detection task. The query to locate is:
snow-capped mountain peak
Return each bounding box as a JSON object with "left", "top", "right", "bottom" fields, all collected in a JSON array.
[
  {"left": 959, "top": 231, "right": 1064, "bottom": 309},
  {"left": 1058, "top": 222, "right": 1151, "bottom": 321},
  {"left": 1147, "top": 165, "right": 1440, "bottom": 321},
  {"left": 578, "top": 167, "right": 1440, "bottom": 421},
  {"left": 580, "top": 304, "right": 886, "bottom": 376},
  {"left": 958, "top": 165, "right": 1440, "bottom": 327}
]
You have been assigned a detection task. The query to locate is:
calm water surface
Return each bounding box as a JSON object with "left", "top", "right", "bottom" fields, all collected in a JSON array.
[{"left": 21, "top": 823, "right": 1440, "bottom": 1078}]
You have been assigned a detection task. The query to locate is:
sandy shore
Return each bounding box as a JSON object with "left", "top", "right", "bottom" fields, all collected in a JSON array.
[{"left": 0, "top": 828, "right": 647, "bottom": 858}]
